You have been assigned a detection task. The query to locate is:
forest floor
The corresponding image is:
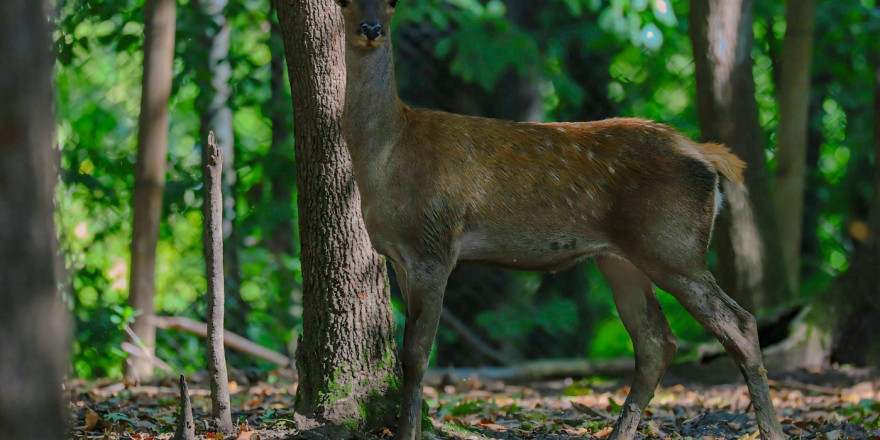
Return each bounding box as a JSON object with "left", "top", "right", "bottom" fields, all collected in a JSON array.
[{"left": 67, "top": 363, "right": 880, "bottom": 440}]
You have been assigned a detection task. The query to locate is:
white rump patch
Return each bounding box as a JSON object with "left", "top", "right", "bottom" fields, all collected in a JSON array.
[{"left": 714, "top": 185, "right": 724, "bottom": 219}]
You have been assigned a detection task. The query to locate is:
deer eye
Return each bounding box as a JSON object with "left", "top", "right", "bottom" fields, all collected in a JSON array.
[
  {"left": 339, "top": 0, "right": 348, "bottom": 6},
  {"left": 389, "top": 0, "right": 398, "bottom": 7}
]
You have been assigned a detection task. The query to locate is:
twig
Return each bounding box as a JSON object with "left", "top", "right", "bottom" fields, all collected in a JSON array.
[
  {"left": 203, "top": 131, "right": 233, "bottom": 433},
  {"left": 173, "top": 375, "right": 195, "bottom": 440},
  {"left": 440, "top": 307, "right": 509, "bottom": 366},
  {"left": 150, "top": 315, "right": 293, "bottom": 367}
]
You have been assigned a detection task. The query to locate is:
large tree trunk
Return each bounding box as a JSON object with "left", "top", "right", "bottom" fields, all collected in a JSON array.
[
  {"left": 774, "top": 0, "right": 817, "bottom": 291},
  {"left": 0, "top": 0, "right": 68, "bottom": 438},
  {"left": 274, "top": 0, "right": 401, "bottom": 431},
  {"left": 127, "top": 0, "right": 176, "bottom": 380},
  {"left": 689, "top": 0, "right": 791, "bottom": 312},
  {"left": 195, "top": 0, "right": 247, "bottom": 335},
  {"left": 830, "top": 59, "right": 880, "bottom": 365}
]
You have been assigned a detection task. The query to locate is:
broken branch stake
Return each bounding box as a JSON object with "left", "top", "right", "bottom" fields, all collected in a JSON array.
[
  {"left": 173, "top": 375, "right": 195, "bottom": 440},
  {"left": 203, "top": 131, "right": 233, "bottom": 433}
]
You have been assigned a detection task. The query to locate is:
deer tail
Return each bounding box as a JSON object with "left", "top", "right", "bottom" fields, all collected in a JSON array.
[{"left": 698, "top": 142, "right": 746, "bottom": 185}]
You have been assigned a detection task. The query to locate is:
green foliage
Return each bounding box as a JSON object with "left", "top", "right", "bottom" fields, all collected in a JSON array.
[
  {"left": 56, "top": 0, "right": 302, "bottom": 377},
  {"left": 56, "top": 0, "right": 880, "bottom": 376}
]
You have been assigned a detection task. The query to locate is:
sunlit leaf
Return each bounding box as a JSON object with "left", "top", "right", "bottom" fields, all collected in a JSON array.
[
  {"left": 652, "top": 0, "right": 677, "bottom": 26},
  {"left": 638, "top": 22, "right": 663, "bottom": 50},
  {"left": 631, "top": 0, "right": 649, "bottom": 12}
]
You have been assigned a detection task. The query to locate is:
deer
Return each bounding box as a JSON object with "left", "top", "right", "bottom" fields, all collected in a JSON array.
[{"left": 333, "top": 1, "right": 786, "bottom": 439}]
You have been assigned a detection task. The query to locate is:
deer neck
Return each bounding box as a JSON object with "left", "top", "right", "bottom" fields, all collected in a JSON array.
[{"left": 343, "top": 41, "right": 404, "bottom": 185}]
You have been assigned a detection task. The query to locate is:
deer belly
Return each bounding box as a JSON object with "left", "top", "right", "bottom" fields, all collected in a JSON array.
[{"left": 457, "top": 229, "right": 611, "bottom": 271}]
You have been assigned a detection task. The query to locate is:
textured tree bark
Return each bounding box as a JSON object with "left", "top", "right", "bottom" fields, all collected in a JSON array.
[
  {"left": 0, "top": 1, "right": 68, "bottom": 438},
  {"left": 195, "top": 0, "right": 246, "bottom": 335},
  {"left": 689, "top": 0, "right": 791, "bottom": 311},
  {"left": 830, "top": 59, "right": 880, "bottom": 365},
  {"left": 126, "top": 0, "right": 176, "bottom": 380},
  {"left": 203, "top": 133, "right": 234, "bottom": 433},
  {"left": 274, "top": 0, "right": 401, "bottom": 431},
  {"left": 774, "top": 0, "right": 817, "bottom": 291}
]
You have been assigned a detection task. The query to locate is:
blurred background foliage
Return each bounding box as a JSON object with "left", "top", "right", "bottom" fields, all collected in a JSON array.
[{"left": 54, "top": 0, "right": 879, "bottom": 378}]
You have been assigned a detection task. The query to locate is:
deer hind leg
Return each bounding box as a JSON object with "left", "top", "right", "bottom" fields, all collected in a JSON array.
[
  {"left": 637, "top": 262, "right": 785, "bottom": 440},
  {"left": 596, "top": 255, "right": 677, "bottom": 440}
]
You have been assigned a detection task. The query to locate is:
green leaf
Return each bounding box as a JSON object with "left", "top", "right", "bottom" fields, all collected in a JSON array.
[
  {"left": 638, "top": 23, "right": 663, "bottom": 50},
  {"left": 652, "top": 0, "right": 677, "bottom": 26},
  {"left": 563, "top": 0, "right": 583, "bottom": 15},
  {"left": 607, "top": 397, "right": 623, "bottom": 415}
]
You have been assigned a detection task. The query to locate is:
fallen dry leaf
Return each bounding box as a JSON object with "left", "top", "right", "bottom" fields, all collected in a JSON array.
[
  {"left": 443, "top": 414, "right": 469, "bottom": 427},
  {"left": 594, "top": 425, "right": 613, "bottom": 438},
  {"left": 236, "top": 431, "right": 257, "bottom": 440},
  {"left": 85, "top": 408, "right": 99, "bottom": 431}
]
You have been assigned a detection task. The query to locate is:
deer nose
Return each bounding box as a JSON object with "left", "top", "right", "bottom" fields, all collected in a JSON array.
[{"left": 360, "top": 21, "right": 383, "bottom": 40}]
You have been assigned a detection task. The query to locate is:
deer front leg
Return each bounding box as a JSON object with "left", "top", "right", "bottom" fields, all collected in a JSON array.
[
  {"left": 394, "top": 258, "right": 451, "bottom": 440},
  {"left": 597, "top": 256, "right": 678, "bottom": 439}
]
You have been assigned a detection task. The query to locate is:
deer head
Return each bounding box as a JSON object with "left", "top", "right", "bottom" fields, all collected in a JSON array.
[{"left": 334, "top": 0, "right": 399, "bottom": 49}]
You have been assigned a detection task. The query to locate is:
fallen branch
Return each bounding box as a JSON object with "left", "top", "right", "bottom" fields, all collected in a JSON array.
[
  {"left": 149, "top": 315, "right": 293, "bottom": 367},
  {"left": 768, "top": 379, "right": 841, "bottom": 395},
  {"left": 92, "top": 383, "right": 213, "bottom": 398},
  {"left": 173, "top": 375, "right": 195, "bottom": 440},
  {"left": 120, "top": 339, "right": 173, "bottom": 374},
  {"left": 440, "top": 307, "right": 509, "bottom": 366},
  {"left": 425, "top": 358, "right": 635, "bottom": 384}
]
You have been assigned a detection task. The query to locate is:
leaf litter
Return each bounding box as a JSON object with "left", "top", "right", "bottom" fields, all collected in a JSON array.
[{"left": 67, "top": 367, "right": 880, "bottom": 439}]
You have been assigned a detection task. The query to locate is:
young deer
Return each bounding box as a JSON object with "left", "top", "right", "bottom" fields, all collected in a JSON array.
[{"left": 334, "top": 1, "right": 786, "bottom": 439}]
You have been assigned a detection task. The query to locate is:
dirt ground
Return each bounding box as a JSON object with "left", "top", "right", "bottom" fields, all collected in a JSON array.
[{"left": 67, "top": 364, "right": 880, "bottom": 440}]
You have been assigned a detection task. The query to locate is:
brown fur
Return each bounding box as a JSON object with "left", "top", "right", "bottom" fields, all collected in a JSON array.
[
  {"left": 389, "top": 112, "right": 736, "bottom": 255},
  {"left": 696, "top": 142, "right": 746, "bottom": 184}
]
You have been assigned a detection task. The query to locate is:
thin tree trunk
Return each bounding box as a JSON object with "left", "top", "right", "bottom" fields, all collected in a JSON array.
[
  {"left": 830, "top": 59, "right": 880, "bottom": 365},
  {"left": 0, "top": 1, "right": 68, "bottom": 438},
  {"left": 774, "top": 0, "right": 817, "bottom": 291},
  {"left": 690, "top": 0, "right": 791, "bottom": 311},
  {"left": 127, "top": 0, "right": 176, "bottom": 380},
  {"left": 195, "top": 0, "right": 246, "bottom": 335},
  {"left": 274, "top": 0, "right": 401, "bottom": 430},
  {"left": 203, "top": 133, "right": 233, "bottom": 433},
  {"left": 268, "top": 7, "right": 299, "bottom": 305},
  {"left": 800, "top": 90, "right": 826, "bottom": 280}
]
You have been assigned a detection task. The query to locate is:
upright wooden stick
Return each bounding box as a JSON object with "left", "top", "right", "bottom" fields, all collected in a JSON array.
[
  {"left": 173, "top": 375, "right": 195, "bottom": 440},
  {"left": 204, "top": 131, "right": 233, "bottom": 433}
]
